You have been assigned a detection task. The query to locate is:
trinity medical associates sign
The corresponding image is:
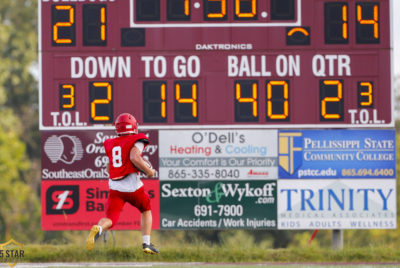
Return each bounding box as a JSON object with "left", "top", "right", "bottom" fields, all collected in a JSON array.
[
  {"left": 278, "top": 179, "right": 396, "bottom": 230},
  {"left": 277, "top": 129, "right": 396, "bottom": 230}
]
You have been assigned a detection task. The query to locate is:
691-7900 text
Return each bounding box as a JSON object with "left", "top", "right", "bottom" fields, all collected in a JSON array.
[{"left": 194, "top": 205, "right": 243, "bottom": 217}]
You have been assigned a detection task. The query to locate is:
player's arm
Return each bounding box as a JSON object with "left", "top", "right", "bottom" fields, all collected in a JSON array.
[{"left": 130, "top": 146, "right": 155, "bottom": 178}]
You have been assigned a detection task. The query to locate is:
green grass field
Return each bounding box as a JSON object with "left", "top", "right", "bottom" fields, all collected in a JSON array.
[
  {"left": 16, "top": 244, "right": 400, "bottom": 264},
  {"left": 12, "top": 265, "right": 400, "bottom": 268}
]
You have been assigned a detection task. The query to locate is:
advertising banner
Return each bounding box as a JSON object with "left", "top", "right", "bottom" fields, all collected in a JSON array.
[
  {"left": 278, "top": 179, "right": 396, "bottom": 229},
  {"left": 41, "top": 129, "right": 160, "bottom": 230},
  {"left": 41, "top": 130, "right": 159, "bottom": 180},
  {"left": 159, "top": 130, "right": 278, "bottom": 180},
  {"left": 40, "top": 129, "right": 397, "bottom": 231},
  {"left": 41, "top": 180, "right": 160, "bottom": 230},
  {"left": 160, "top": 180, "right": 277, "bottom": 229},
  {"left": 278, "top": 130, "right": 396, "bottom": 179}
]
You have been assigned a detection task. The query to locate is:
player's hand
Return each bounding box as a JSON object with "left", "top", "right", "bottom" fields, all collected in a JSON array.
[{"left": 146, "top": 168, "right": 156, "bottom": 178}]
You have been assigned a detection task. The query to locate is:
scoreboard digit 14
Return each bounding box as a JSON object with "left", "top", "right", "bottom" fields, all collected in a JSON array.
[{"left": 39, "top": 0, "right": 393, "bottom": 129}]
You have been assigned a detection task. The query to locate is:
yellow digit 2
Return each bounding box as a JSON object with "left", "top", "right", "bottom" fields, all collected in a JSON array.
[
  {"left": 53, "top": 5, "right": 74, "bottom": 44},
  {"left": 91, "top": 82, "right": 112, "bottom": 121},
  {"left": 321, "top": 80, "right": 342, "bottom": 119}
]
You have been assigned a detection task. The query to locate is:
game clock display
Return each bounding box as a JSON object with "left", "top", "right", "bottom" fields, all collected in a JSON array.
[{"left": 39, "top": 0, "right": 393, "bottom": 129}]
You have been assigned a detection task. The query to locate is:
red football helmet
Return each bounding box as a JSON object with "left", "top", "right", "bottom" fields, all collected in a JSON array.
[{"left": 115, "top": 113, "right": 138, "bottom": 135}]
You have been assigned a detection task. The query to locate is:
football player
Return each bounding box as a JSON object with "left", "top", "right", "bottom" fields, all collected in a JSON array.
[{"left": 86, "top": 113, "right": 159, "bottom": 254}]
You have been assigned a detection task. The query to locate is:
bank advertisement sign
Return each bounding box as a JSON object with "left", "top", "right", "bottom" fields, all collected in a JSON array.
[
  {"left": 41, "top": 180, "right": 160, "bottom": 230},
  {"left": 160, "top": 180, "right": 277, "bottom": 229},
  {"left": 278, "top": 179, "right": 396, "bottom": 229},
  {"left": 278, "top": 130, "right": 395, "bottom": 179},
  {"left": 159, "top": 130, "right": 278, "bottom": 180},
  {"left": 40, "top": 130, "right": 159, "bottom": 230}
]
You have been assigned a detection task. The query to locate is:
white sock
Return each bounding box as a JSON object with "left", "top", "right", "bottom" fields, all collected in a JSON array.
[
  {"left": 98, "top": 225, "right": 103, "bottom": 235},
  {"left": 142, "top": 235, "right": 150, "bottom": 245}
]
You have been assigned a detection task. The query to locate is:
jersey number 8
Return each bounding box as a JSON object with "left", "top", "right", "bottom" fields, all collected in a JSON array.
[{"left": 112, "top": 146, "right": 123, "bottom": 168}]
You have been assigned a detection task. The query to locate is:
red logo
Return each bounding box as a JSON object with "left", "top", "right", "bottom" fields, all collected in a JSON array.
[
  {"left": 247, "top": 169, "right": 269, "bottom": 176},
  {"left": 46, "top": 185, "right": 79, "bottom": 215}
]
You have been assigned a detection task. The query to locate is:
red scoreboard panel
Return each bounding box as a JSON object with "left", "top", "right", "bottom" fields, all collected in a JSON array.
[{"left": 39, "top": 0, "right": 393, "bottom": 129}]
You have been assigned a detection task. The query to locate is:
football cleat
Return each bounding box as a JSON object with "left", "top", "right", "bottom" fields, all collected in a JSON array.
[
  {"left": 86, "top": 225, "right": 100, "bottom": 250},
  {"left": 142, "top": 243, "right": 160, "bottom": 254}
]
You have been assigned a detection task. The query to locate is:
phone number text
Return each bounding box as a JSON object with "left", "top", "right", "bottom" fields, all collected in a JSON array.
[
  {"left": 341, "top": 168, "right": 394, "bottom": 177},
  {"left": 167, "top": 169, "right": 240, "bottom": 179}
]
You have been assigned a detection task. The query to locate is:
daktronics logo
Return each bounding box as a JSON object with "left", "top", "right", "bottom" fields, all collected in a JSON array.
[
  {"left": 46, "top": 185, "right": 79, "bottom": 215},
  {"left": 44, "top": 135, "right": 84, "bottom": 164}
]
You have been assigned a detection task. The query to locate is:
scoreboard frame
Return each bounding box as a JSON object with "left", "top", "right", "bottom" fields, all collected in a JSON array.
[{"left": 38, "top": 0, "right": 395, "bottom": 130}]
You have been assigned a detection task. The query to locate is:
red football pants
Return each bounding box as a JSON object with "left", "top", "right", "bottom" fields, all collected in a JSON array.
[{"left": 105, "top": 187, "right": 151, "bottom": 228}]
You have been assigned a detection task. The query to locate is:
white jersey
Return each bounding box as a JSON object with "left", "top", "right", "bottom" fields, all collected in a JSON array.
[{"left": 108, "top": 141, "right": 144, "bottom": 192}]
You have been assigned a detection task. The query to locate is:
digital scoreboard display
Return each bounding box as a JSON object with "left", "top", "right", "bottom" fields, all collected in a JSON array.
[{"left": 39, "top": 0, "right": 393, "bottom": 129}]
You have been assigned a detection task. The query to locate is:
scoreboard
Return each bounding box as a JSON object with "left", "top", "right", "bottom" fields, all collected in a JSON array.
[
  {"left": 39, "top": 0, "right": 397, "bottom": 231},
  {"left": 39, "top": 0, "right": 394, "bottom": 129}
]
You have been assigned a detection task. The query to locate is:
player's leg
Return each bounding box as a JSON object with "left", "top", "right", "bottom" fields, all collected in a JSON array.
[
  {"left": 86, "top": 190, "right": 125, "bottom": 250},
  {"left": 141, "top": 210, "right": 159, "bottom": 254},
  {"left": 86, "top": 217, "right": 113, "bottom": 250},
  {"left": 128, "top": 187, "right": 159, "bottom": 254},
  {"left": 141, "top": 210, "right": 152, "bottom": 236},
  {"left": 98, "top": 217, "right": 113, "bottom": 231}
]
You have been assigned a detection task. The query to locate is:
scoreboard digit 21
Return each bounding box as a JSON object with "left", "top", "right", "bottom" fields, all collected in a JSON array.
[{"left": 39, "top": 0, "right": 393, "bottom": 129}]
